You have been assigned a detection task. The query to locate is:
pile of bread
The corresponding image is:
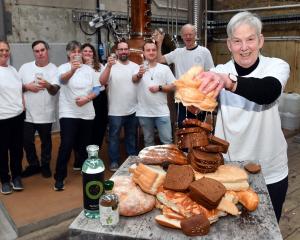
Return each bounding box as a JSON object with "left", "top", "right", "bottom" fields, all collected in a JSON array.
[
  {"left": 111, "top": 139, "right": 260, "bottom": 237},
  {"left": 173, "top": 66, "right": 218, "bottom": 112},
  {"left": 177, "top": 118, "right": 229, "bottom": 173}
]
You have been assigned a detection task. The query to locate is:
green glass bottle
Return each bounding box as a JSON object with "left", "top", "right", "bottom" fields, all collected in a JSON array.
[{"left": 82, "top": 145, "right": 105, "bottom": 219}]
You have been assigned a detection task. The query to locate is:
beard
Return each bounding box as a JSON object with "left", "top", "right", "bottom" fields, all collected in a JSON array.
[{"left": 119, "top": 54, "right": 128, "bottom": 62}]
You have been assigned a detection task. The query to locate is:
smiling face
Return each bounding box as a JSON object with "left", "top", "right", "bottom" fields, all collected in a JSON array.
[
  {"left": 181, "top": 25, "right": 196, "bottom": 49},
  {"left": 227, "top": 23, "right": 264, "bottom": 68},
  {"left": 116, "top": 42, "right": 129, "bottom": 62},
  {"left": 0, "top": 42, "right": 10, "bottom": 66},
  {"left": 82, "top": 46, "right": 94, "bottom": 62}
]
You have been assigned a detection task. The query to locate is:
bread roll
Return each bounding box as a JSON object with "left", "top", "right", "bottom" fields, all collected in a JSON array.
[{"left": 236, "top": 188, "right": 259, "bottom": 211}]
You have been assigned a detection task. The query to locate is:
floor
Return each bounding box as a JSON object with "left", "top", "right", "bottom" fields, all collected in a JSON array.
[{"left": 0, "top": 131, "right": 300, "bottom": 240}]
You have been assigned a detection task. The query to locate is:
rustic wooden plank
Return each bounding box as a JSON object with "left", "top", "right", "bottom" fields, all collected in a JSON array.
[{"left": 69, "top": 156, "right": 283, "bottom": 240}]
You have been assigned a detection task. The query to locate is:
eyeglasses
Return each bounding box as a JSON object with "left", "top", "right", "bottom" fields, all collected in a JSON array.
[{"left": 117, "top": 48, "right": 129, "bottom": 51}]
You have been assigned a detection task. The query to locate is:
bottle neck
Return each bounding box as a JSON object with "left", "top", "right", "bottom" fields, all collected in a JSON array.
[{"left": 88, "top": 151, "right": 98, "bottom": 159}]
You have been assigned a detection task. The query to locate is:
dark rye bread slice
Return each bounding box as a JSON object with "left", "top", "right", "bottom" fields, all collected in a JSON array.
[
  {"left": 164, "top": 164, "right": 194, "bottom": 192},
  {"left": 189, "top": 177, "right": 226, "bottom": 210},
  {"left": 188, "top": 152, "right": 219, "bottom": 173},
  {"left": 208, "top": 135, "right": 229, "bottom": 153}
]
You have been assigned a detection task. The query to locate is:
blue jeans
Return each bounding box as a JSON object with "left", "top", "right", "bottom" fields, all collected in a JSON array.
[
  {"left": 138, "top": 116, "right": 172, "bottom": 147},
  {"left": 108, "top": 114, "right": 137, "bottom": 165}
]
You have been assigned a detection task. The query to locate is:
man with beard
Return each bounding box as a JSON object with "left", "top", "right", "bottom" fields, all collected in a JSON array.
[{"left": 100, "top": 40, "right": 139, "bottom": 171}]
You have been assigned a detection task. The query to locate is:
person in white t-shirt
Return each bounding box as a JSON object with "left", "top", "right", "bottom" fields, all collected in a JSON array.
[
  {"left": 198, "top": 11, "right": 290, "bottom": 222},
  {"left": 100, "top": 40, "right": 139, "bottom": 172},
  {"left": 20, "top": 40, "right": 60, "bottom": 178},
  {"left": 133, "top": 40, "right": 175, "bottom": 147},
  {"left": 53, "top": 40, "right": 101, "bottom": 191},
  {"left": 0, "top": 40, "right": 25, "bottom": 194},
  {"left": 156, "top": 24, "right": 214, "bottom": 127}
]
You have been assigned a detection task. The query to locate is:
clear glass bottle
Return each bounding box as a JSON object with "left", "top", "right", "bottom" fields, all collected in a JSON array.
[
  {"left": 82, "top": 145, "right": 105, "bottom": 219},
  {"left": 99, "top": 180, "right": 119, "bottom": 226}
]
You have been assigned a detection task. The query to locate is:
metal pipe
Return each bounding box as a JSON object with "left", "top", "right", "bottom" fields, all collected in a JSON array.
[
  {"left": 167, "top": 0, "right": 170, "bottom": 33},
  {"left": 0, "top": 0, "right": 6, "bottom": 40},
  {"left": 207, "top": 4, "right": 300, "bottom": 14},
  {"left": 176, "top": 0, "right": 178, "bottom": 37},
  {"left": 193, "top": 0, "right": 199, "bottom": 42},
  {"left": 152, "top": 0, "right": 187, "bottom": 12}
]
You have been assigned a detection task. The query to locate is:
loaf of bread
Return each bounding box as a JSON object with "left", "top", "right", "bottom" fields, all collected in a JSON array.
[
  {"left": 163, "top": 164, "right": 194, "bottom": 192},
  {"left": 131, "top": 163, "right": 166, "bottom": 195},
  {"left": 194, "top": 164, "right": 249, "bottom": 191},
  {"left": 112, "top": 176, "right": 156, "bottom": 216},
  {"left": 155, "top": 215, "right": 181, "bottom": 229},
  {"left": 138, "top": 144, "right": 188, "bottom": 165},
  {"left": 156, "top": 187, "right": 224, "bottom": 223}
]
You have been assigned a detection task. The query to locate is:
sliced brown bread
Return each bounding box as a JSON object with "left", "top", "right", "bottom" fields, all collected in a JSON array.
[
  {"left": 189, "top": 177, "right": 226, "bottom": 210},
  {"left": 164, "top": 164, "right": 194, "bottom": 192}
]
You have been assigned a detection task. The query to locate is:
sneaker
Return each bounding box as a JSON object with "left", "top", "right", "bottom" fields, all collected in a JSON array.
[
  {"left": 54, "top": 180, "right": 65, "bottom": 191},
  {"left": 109, "top": 163, "right": 119, "bottom": 172},
  {"left": 21, "top": 165, "right": 41, "bottom": 178},
  {"left": 41, "top": 165, "right": 52, "bottom": 178},
  {"left": 1, "top": 182, "right": 13, "bottom": 195},
  {"left": 11, "top": 177, "right": 24, "bottom": 191}
]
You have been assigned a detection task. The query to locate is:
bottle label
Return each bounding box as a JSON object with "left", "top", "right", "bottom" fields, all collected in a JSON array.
[
  {"left": 83, "top": 172, "right": 104, "bottom": 211},
  {"left": 100, "top": 205, "right": 119, "bottom": 226}
]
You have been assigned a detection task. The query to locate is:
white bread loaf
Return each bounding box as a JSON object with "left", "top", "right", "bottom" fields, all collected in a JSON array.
[
  {"left": 131, "top": 163, "right": 166, "bottom": 195},
  {"left": 194, "top": 164, "right": 249, "bottom": 191},
  {"left": 112, "top": 176, "right": 156, "bottom": 216}
]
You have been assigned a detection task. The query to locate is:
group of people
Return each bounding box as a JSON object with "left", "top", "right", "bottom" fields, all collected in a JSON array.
[{"left": 0, "top": 11, "right": 289, "bottom": 222}]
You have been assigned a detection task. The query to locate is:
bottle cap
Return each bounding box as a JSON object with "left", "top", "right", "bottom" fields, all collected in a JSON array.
[
  {"left": 86, "top": 145, "right": 99, "bottom": 152},
  {"left": 104, "top": 180, "right": 114, "bottom": 191}
]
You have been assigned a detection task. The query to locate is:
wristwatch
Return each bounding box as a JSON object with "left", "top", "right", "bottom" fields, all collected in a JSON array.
[
  {"left": 158, "top": 85, "right": 163, "bottom": 92},
  {"left": 227, "top": 73, "right": 238, "bottom": 91}
]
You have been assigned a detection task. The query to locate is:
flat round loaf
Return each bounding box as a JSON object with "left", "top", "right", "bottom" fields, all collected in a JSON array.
[
  {"left": 180, "top": 214, "right": 210, "bottom": 236},
  {"left": 112, "top": 176, "right": 156, "bottom": 216}
]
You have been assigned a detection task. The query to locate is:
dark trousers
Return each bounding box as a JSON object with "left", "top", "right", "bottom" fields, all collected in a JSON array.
[
  {"left": 177, "top": 103, "right": 206, "bottom": 128},
  {"left": 23, "top": 122, "right": 52, "bottom": 167},
  {"left": 54, "top": 118, "right": 93, "bottom": 181},
  {"left": 267, "top": 176, "right": 288, "bottom": 223},
  {"left": 0, "top": 112, "right": 24, "bottom": 183},
  {"left": 91, "top": 90, "right": 108, "bottom": 148}
]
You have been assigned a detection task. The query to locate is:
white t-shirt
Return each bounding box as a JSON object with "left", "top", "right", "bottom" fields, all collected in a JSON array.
[
  {"left": 135, "top": 63, "right": 175, "bottom": 117},
  {"left": 165, "top": 45, "right": 214, "bottom": 79},
  {"left": 0, "top": 65, "right": 23, "bottom": 119},
  {"left": 19, "top": 61, "right": 59, "bottom": 123},
  {"left": 58, "top": 63, "right": 100, "bottom": 120},
  {"left": 212, "top": 55, "right": 290, "bottom": 185},
  {"left": 107, "top": 61, "right": 139, "bottom": 116}
]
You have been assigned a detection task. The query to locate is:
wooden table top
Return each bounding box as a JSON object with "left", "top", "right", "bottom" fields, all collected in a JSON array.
[{"left": 69, "top": 156, "right": 282, "bottom": 240}]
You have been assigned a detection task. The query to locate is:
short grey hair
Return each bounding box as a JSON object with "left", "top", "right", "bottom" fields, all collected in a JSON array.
[
  {"left": 227, "top": 11, "right": 262, "bottom": 38},
  {"left": 66, "top": 40, "right": 81, "bottom": 52},
  {"left": 180, "top": 24, "right": 196, "bottom": 35}
]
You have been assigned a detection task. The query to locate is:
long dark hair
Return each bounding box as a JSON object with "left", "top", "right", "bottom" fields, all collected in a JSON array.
[{"left": 81, "top": 43, "right": 100, "bottom": 71}]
